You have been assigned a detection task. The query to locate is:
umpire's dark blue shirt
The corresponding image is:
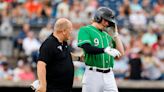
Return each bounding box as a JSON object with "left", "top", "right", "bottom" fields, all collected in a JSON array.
[{"left": 38, "top": 34, "right": 74, "bottom": 90}]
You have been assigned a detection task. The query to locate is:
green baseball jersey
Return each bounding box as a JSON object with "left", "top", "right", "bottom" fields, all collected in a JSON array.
[{"left": 78, "top": 25, "right": 116, "bottom": 68}]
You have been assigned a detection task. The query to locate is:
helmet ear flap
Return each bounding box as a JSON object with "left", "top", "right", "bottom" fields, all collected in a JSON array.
[{"left": 94, "top": 11, "right": 102, "bottom": 23}]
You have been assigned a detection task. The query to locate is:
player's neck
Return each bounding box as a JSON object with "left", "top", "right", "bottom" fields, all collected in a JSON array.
[{"left": 92, "top": 22, "right": 103, "bottom": 31}]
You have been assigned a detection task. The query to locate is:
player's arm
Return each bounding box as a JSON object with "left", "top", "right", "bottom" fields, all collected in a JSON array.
[
  {"left": 37, "top": 61, "right": 46, "bottom": 92},
  {"left": 78, "top": 27, "right": 120, "bottom": 57},
  {"left": 112, "top": 24, "right": 125, "bottom": 56},
  {"left": 81, "top": 43, "right": 104, "bottom": 54},
  {"left": 80, "top": 43, "right": 121, "bottom": 57}
]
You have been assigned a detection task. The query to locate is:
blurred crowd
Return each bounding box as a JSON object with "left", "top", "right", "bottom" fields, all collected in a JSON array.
[{"left": 0, "top": 0, "right": 164, "bottom": 82}]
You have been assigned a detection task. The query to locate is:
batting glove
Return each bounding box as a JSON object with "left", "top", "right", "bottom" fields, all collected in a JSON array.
[{"left": 104, "top": 47, "right": 121, "bottom": 57}]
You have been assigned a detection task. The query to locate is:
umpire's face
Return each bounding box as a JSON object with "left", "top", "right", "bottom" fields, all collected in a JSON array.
[{"left": 63, "top": 23, "right": 73, "bottom": 41}]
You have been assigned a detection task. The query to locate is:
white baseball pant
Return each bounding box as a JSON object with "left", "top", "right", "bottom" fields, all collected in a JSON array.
[{"left": 82, "top": 67, "right": 118, "bottom": 92}]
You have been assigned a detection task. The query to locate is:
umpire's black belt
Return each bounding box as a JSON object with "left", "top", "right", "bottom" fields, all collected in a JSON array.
[{"left": 89, "top": 67, "right": 111, "bottom": 73}]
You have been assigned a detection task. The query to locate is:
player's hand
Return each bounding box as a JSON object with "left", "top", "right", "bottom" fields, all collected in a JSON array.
[
  {"left": 36, "top": 84, "right": 46, "bottom": 92},
  {"left": 104, "top": 47, "right": 121, "bottom": 57},
  {"left": 113, "top": 23, "right": 119, "bottom": 37}
]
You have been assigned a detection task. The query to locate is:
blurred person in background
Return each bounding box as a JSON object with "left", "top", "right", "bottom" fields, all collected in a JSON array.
[
  {"left": 122, "top": 0, "right": 131, "bottom": 17},
  {"left": 10, "top": 0, "right": 20, "bottom": 8},
  {"left": 142, "top": 24, "right": 158, "bottom": 46},
  {"left": 155, "top": 8, "right": 164, "bottom": 31},
  {"left": 127, "top": 35, "right": 143, "bottom": 55},
  {"left": 13, "top": 58, "right": 26, "bottom": 81},
  {"left": 129, "top": 8, "right": 147, "bottom": 32},
  {"left": 11, "top": 2, "right": 28, "bottom": 25},
  {"left": 22, "top": 31, "right": 41, "bottom": 63},
  {"left": 84, "top": 0, "right": 98, "bottom": 14},
  {"left": 154, "top": 33, "right": 164, "bottom": 79},
  {"left": 22, "top": 31, "right": 40, "bottom": 56},
  {"left": 128, "top": 48, "right": 142, "bottom": 80},
  {"left": 40, "top": 0, "right": 52, "bottom": 18},
  {"left": 153, "top": 0, "right": 164, "bottom": 14},
  {"left": 0, "top": 52, "right": 7, "bottom": 63},
  {"left": 142, "top": 0, "right": 153, "bottom": 15},
  {"left": 129, "top": 0, "right": 146, "bottom": 32},
  {"left": 119, "top": 27, "right": 131, "bottom": 49},
  {"left": 13, "top": 23, "right": 30, "bottom": 56},
  {"left": 113, "top": 56, "right": 129, "bottom": 80},
  {"left": 30, "top": 0, "right": 53, "bottom": 26},
  {"left": 56, "top": 0, "right": 69, "bottom": 18},
  {"left": 18, "top": 64, "right": 35, "bottom": 81},
  {"left": 0, "top": 61, "right": 13, "bottom": 80},
  {"left": 39, "top": 22, "right": 53, "bottom": 43},
  {"left": 152, "top": 33, "right": 164, "bottom": 52},
  {"left": 148, "top": 23, "right": 161, "bottom": 37},
  {"left": 130, "top": 0, "right": 142, "bottom": 13},
  {"left": 116, "top": 5, "right": 130, "bottom": 28},
  {"left": 24, "top": 0, "right": 42, "bottom": 19},
  {"left": 141, "top": 44, "right": 162, "bottom": 80},
  {"left": 0, "top": 9, "right": 11, "bottom": 31},
  {"left": 142, "top": 0, "right": 154, "bottom": 23},
  {"left": 69, "top": 0, "right": 85, "bottom": 28},
  {"left": 83, "top": 0, "right": 98, "bottom": 25},
  {"left": 0, "top": 10, "right": 13, "bottom": 56},
  {"left": 0, "top": 9, "right": 10, "bottom": 25},
  {"left": 0, "top": 0, "right": 8, "bottom": 11},
  {"left": 50, "top": 0, "right": 61, "bottom": 18},
  {"left": 0, "top": 16, "right": 13, "bottom": 37}
]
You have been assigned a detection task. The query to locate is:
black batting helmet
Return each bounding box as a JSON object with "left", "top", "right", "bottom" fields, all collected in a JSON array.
[{"left": 94, "top": 7, "right": 115, "bottom": 26}]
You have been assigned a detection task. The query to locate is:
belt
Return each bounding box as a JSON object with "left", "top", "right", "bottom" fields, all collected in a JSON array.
[{"left": 89, "top": 67, "right": 111, "bottom": 73}]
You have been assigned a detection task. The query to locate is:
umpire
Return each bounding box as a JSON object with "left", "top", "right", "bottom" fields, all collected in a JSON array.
[
  {"left": 78, "top": 7, "right": 124, "bottom": 92},
  {"left": 37, "top": 18, "right": 74, "bottom": 92}
]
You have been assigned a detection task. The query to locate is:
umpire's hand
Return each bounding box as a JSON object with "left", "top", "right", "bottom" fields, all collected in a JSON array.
[
  {"left": 36, "top": 85, "right": 46, "bottom": 92},
  {"left": 104, "top": 47, "right": 121, "bottom": 57}
]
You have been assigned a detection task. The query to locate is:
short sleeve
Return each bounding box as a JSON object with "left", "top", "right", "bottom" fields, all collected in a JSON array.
[
  {"left": 78, "top": 27, "right": 92, "bottom": 47},
  {"left": 37, "top": 43, "right": 50, "bottom": 64}
]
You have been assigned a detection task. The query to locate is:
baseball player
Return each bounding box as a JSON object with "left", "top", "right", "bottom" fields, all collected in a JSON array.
[{"left": 77, "top": 7, "right": 124, "bottom": 92}]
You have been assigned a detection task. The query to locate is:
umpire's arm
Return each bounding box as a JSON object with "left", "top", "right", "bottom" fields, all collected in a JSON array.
[
  {"left": 37, "top": 61, "right": 47, "bottom": 92},
  {"left": 113, "top": 24, "right": 125, "bottom": 56}
]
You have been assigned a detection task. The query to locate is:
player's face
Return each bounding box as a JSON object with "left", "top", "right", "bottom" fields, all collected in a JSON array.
[{"left": 100, "top": 19, "right": 109, "bottom": 30}]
